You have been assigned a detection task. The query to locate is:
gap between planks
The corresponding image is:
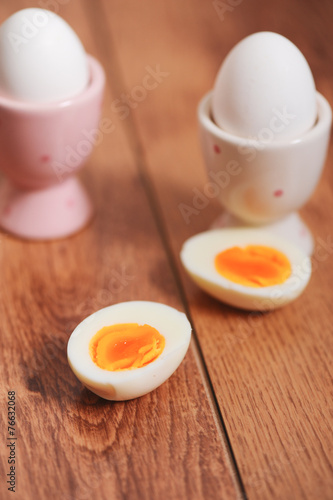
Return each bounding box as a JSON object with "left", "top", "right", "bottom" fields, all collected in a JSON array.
[{"left": 81, "top": 0, "right": 248, "bottom": 499}]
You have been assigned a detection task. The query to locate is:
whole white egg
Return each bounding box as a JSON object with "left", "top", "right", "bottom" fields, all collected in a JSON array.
[
  {"left": 212, "top": 32, "right": 317, "bottom": 141},
  {"left": 67, "top": 301, "right": 192, "bottom": 401},
  {"left": 0, "top": 8, "right": 89, "bottom": 102},
  {"left": 180, "top": 228, "right": 311, "bottom": 311}
]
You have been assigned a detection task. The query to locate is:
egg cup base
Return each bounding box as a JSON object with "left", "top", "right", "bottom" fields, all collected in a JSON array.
[
  {"left": 210, "top": 210, "right": 314, "bottom": 256},
  {"left": 0, "top": 176, "right": 93, "bottom": 240}
]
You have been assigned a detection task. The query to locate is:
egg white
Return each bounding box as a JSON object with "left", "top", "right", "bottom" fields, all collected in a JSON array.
[
  {"left": 180, "top": 228, "right": 311, "bottom": 311},
  {"left": 67, "top": 301, "right": 192, "bottom": 401}
]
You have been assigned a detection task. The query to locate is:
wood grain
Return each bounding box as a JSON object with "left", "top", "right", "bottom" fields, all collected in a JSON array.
[
  {"left": 0, "top": 1, "right": 242, "bottom": 500},
  {"left": 99, "top": 0, "right": 333, "bottom": 499},
  {"left": 0, "top": 0, "right": 333, "bottom": 499}
]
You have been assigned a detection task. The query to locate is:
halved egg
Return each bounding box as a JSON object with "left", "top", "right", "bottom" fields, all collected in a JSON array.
[
  {"left": 180, "top": 229, "right": 311, "bottom": 311},
  {"left": 67, "top": 301, "right": 192, "bottom": 401}
]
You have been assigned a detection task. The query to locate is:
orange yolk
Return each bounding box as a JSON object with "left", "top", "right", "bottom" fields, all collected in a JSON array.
[
  {"left": 214, "top": 245, "right": 292, "bottom": 287},
  {"left": 89, "top": 323, "right": 165, "bottom": 371}
]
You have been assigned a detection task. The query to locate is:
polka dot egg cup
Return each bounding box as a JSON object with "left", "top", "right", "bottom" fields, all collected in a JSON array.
[
  {"left": 0, "top": 55, "right": 105, "bottom": 240},
  {"left": 198, "top": 91, "right": 332, "bottom": 255}
]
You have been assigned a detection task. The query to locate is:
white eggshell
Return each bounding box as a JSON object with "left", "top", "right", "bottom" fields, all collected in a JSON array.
[
  {"left": 0, "top": 8, "right": 89, "bottom": 102},
  {"left": 212, "top": 32, "right": 317, "bottom": 141},
  {"left": 180, "top": 228, "right": 311, "bottom": 311},
  {"left": 67, "top": 301, "right": 192, "bottom": 401}
]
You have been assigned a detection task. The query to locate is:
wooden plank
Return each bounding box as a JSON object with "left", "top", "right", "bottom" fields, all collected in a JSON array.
[
  {"left": 0, "top": 1, "right": 242, "bottom": 499},
  {"left": 100, "top": 0, "right": 333, "bottom": 499}
]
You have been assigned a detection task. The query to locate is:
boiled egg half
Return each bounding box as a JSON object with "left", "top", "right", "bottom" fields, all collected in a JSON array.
[
  {"left": 67, "top": 301, "right": 192, "bottom": 401},
  {"left": 180, "top": 229, "right": 311, "bottom": 311}
]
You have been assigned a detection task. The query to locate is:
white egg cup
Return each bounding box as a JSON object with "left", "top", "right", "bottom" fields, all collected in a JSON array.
[{"left": 198, "top": 91, "right": 332, "bottom": 255}]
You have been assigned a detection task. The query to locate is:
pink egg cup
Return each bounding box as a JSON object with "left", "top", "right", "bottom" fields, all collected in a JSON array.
[
  {"left": 0, "top": 55, "right": 105, "bottom": 240},
  {"left": 198, "top": 91, "right": 332, "bottom": 255}
]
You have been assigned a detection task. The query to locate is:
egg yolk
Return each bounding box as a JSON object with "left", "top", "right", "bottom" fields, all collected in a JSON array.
[
  {"left": 214, "top": 245, "right": 291, "bottom": 287},
  {"left": 89, "top": 323, "right": 165, "bottom": 371}
]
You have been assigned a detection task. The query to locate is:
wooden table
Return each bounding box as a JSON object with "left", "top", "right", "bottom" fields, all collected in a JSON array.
[{"left": 0, "top": 1, "right": 332, "bottom": 499}]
